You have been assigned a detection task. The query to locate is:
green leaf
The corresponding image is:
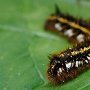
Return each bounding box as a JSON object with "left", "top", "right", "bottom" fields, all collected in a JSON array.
[{"left": 0, "top": 0, "right": 90, "bottom": 90}]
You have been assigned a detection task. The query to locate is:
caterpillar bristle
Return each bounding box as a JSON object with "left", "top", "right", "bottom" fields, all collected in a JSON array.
[{"left": 55, "top": 4, "right": 61, "bottom": 15}]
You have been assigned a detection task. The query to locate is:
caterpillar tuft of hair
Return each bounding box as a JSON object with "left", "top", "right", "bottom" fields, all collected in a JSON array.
[
  {"left": 45, "top": 5, "right": 90, "bottom": 44},
  {"left": 45, "top": 5, "right": 90, "bottom": 84}
]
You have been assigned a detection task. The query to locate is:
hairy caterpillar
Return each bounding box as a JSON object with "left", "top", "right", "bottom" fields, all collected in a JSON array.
[
  {"left": 47, "top": 42, "right": 90, "bottom": 84},
  {"left": 45, "top": 5, "right": 90, "bottom": 44},
  {"left": 45, "top": 5, "right": 90, "bottom": 84}
]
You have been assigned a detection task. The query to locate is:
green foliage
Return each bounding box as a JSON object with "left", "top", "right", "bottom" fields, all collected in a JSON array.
[{"left": 0, "top": 0, "right": 90, "bottom": 90}]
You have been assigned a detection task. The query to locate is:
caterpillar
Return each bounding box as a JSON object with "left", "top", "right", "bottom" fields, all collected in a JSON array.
[
  {"left": 45, "top": 5, "right": 90, "bottom": 84},
  {"left": 45, "top": 5, "right": 90, "bottom": 44},
  {"left": 47, "top": 42, "right": 90, "bottom": 84}
]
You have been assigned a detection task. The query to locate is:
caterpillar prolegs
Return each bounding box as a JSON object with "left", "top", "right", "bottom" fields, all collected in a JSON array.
[{"left": 45, "top": 6, "right": 90, "bottom": 84}]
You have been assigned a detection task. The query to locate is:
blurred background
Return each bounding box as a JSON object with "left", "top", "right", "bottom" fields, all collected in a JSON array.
[{"left": 0, "top": 0, "right": 90, "bottom": 90}]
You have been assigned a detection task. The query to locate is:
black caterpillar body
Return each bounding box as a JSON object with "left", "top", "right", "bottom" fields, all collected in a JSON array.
[
  {"left": 47, "top": 42, "right": 90, "bottom": 84},
  {"left": 45, "top": 5, "right": 90, "bottom": 84}
]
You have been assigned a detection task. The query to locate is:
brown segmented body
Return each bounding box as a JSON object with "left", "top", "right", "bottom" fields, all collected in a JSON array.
[
  {"left": 45, "top": 6, "right": 90, "bottom": 44},
  {"left": 47, "top": 42, "right": 90, "bottom": 84}
]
